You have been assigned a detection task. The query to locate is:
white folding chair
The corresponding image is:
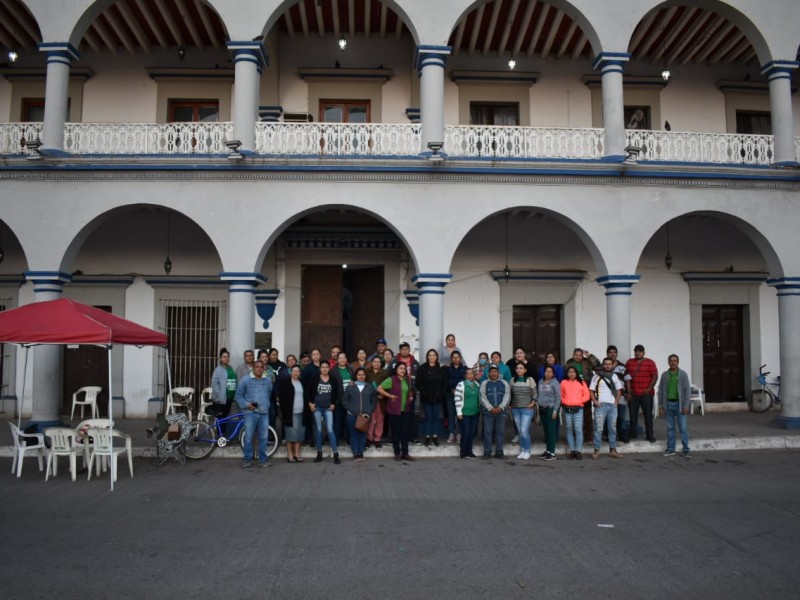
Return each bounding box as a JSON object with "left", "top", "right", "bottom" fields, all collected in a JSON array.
[
  {"left": 87, "top": 428, "right": 133, "bottom": 482},
  {"left": 44, "top": 427, "right": 80, "bottom": 482},
  {"left": 690, "top": 385, "right": 706, "bottom": 416},
  {"left": 75, "top": 418, "right": 113, "bottom": 475},
  {"left": 166, "top": 387, "right": 195, "bottom": 421},
  {"left": 70, "top": 386, "right": 102, "bottom": 420},
  {"left": 8, "top": 422, "right": 46, "bottom": 478},
  {"left": 198, "top": 387, "right": 213, "bottom": 423}
]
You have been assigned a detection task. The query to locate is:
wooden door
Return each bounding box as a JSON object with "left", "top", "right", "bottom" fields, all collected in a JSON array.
[
  {"left": 343, "top": 267, "right": 384, "bottom": 356},
  {"left": 512, "top": 305, "right": 562, "bottom": 364},
  {"left": 302, "top": 266, "right": 343, "bottom": 353},
  {"left": 702, "top": 305, "right": 745, "bottom": 402},
  {"left": 62, "top": 305, "right": 111, "bottom": 415}
]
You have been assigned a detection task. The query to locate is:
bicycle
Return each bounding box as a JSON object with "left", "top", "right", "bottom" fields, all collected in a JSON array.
[
  {"left": 748, "top": 364, "right": 782, "bottom": 413},
  {"left": 184, "top": 412, "right": 279, "bottom": 460}
]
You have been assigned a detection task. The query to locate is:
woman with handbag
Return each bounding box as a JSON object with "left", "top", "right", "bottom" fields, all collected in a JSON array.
[
  {"left": 277, "top": 364, "right": 310, "bottom": 463},
  {"left": 342, "top": 367, "right": 378, "bottom": 462}
]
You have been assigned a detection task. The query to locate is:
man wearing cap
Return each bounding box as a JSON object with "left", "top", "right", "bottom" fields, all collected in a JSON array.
[
  {"left": 625, "top": 344, "right": 659, "bottom": 442},
  {"left": 368, "top": 338, "right": 388, "bottom": 363},
  {"left": 479, "top": 365, "right": 511, "bottom": 459}
]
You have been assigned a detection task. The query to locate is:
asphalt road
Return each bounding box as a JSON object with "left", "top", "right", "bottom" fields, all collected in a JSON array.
[{"left": 2, "top": 450, "right": 799, "bottom": 600}]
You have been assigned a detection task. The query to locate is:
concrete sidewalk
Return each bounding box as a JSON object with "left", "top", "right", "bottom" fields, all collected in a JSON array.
[{"left": 4, "top": 408, "right": 799, "bottom": 459}]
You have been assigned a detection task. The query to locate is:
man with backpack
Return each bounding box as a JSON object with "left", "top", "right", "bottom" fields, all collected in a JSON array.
[{"left": 590, "top": 357, "right": 625, "bottom": 459}]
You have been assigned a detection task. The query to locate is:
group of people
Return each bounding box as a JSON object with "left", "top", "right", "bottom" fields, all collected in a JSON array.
[{"left": 210, "top": 335, "right": 693, "bottom": 468}]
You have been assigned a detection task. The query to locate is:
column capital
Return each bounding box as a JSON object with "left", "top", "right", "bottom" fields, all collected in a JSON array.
[
  {"left": 596, "top": 274, "right": 640, "bottom": 296},
  {"left": 403, "top": 290, "right": 420, "bottom": 325},
  {"left": 592, "top": 52, "right": 630, "bottom": 73},
  {"left": 259, "top": 105, "right": 283, "bottom": 122},
  {"left": 39, "top": 43, "right": 80, "bottom": 63},
  {"left": 226, "top": 41, "right": 268, "bottom": 71},
  {"left": 412, "top": 273, "right": 452, "bottom": 295},
  {"left": 760, "top": 60, "right": 799, "bottom": 79},
  {"left": 768, "top": 277, "right": 800, "bottom": 296},
  {"left": 25, "top": 271, "right": 71, "bottom": 294},
  {"left": 415, "top": 45, "right": 451, "bottom": 72},
  {"left": 220, "top": 272, "right": 267, "bottom": 292}
]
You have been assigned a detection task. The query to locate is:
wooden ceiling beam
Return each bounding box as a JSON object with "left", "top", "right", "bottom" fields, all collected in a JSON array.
[
  {"left": 652, "top": 7, "right": 696, "bottom": 61},
  {"left": 194, "top": 0, "right": 222, "bottom": 50},
  {"left": 526, "top": 3, "right": 549, "bottom": 57},
  {"left": 688, "top": 20, "right": 733, "bottom": 65},
  {"left": 3, "top": 0, "right": 39, "bottom": 46},
  {"left": 348, "top": 0, "right": 355, "bottom": 37},
  {"left": 135, "top": 0, "right": 169, "bottom": 50},
  {"left": 481, "top": 0, "right": 503, "bottom": 56},
  {"left": 117, "top": 2, "right": 152, "bottom": 54},
  {"left": 91, "top": 20, "right": 119, "bottom": 54},
  {"left": 497, "top": 0, "right": 521, "bottom": 56},
  {"left": 175, "top": 0, "right": 204, "bottom": 48},
  {"left": 314, "top": 0, "right": 325, "bottom": 38},
  {"left": 511, "top": 0, "right": 536, "bottom": 58},
  {"left": 467, "top": 4, "right": 485, "bottom": 55},
  {"left": 665, "top": 12, "right": 716, "bottom": 64},
  {"left": 629, "top": 10, "right": 658, "bottom": 55},
  {"left": 298, "top": 0, "right": 310, "bottom": 37},
  {"left": 540, "top": 9, "right": 563, "bottom": 59},
  {"left": 153, "top": 0, "right": 185, "bottom": 46},
  {"left": 637, "top": 7, "right": 676, "bottom": 58},
  {"left": 556, "top": 19, "right": 577, "bottom": 59},
  {"left": 452, "top": 19, "right": 466, "bottom": 55},
  {"left": 379, "top": 2, "right": 387, "bottom": 39},
  {"left": 104, "top": 7, "right": 138, "bottom": 54}
]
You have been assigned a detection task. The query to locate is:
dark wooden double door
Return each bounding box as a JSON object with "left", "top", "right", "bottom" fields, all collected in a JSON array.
[
  {"left": 702, "top": 305, "right": 745, "bottom": 403},
  {"left": 512, "top": 305, "right": 562, "bottom": 365},
  {"left": 301, "top": 265, "right": 384, "bottom": 356},
  {"left": 62, "top": 305, "right": 110, "bottom": 415}
]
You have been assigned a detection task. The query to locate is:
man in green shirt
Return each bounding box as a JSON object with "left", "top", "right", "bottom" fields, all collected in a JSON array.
[{"left": 657, "top": 354, "right": 692, "bottom": 458}]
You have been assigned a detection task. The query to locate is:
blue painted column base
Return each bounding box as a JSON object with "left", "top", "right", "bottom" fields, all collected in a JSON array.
[{"left": 768, "top": 416, "right": 800, "bottom": 430}]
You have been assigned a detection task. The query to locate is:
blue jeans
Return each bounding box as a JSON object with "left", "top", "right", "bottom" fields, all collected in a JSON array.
[
  {"left": 313, "top": 407, "right": 337, "bottom": 453},
  {"left": 564, "top": 408, "right": 583, "bottom": 452},
  {"left": 459, "top": 414, "right": 478, "bottom": 456},
  {"left": 242, "top": 410, "right": 270, "bottom": 464},
  {"left": 346, "top": 413, "right": 367, "bottom": 456},
  {"left": 511, "top": 407, "right": 534, "bottom": 452},
  {"left": 423, "top": 403, "right": 440, "bottom": 438},
  {"left": 593, "top": 403, "right": 617, "bottom": 450},
  {"left": 482, "top": 411, "right": 507, "bottom": 456},
  {"left": 664, "top": 402, "right": 690, "bottom": 452}
]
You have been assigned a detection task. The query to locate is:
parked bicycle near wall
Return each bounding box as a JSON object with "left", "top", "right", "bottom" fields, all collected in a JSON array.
[
  {"left": 748, "top": 364, "right": 781, "bottom": 413},
  {"left": 184, "top": 413, "right": 279, "bottom": 460}
]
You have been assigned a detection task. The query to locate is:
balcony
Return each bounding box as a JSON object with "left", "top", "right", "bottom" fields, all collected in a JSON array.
[{"left": 1, "top": 121, "right": 796, "bottom": 167}]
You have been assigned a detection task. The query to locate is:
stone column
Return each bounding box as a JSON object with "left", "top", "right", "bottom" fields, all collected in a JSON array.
[
  {"left": 592, "top": 52, "right": 630, "bottom": 161},
  {"left": 762, "top": 61, "right": 799, "bottom": 166},
  {"left": 25, "top": 271, "right": 71, "bottom": 426},
  {"left": 597, "top": 275, "right": 640, "bottom": 361},
  {"left": 39, "top": 43, "right": 79, "bottom": 152},
  {"left": 768, "top": 278, "right": 800, "bottom": 427},
  {"left": 221, "top": 273, "right": 266, "bottom": 366},
  {"left": 413, "top": 273, "right": 451, "bottom": 358},
  {"left": 416, "top": 45, "right": 451, "bottom": 154},
  {"left": 227, "top": 42, "right": 267, "bottom": 153}
]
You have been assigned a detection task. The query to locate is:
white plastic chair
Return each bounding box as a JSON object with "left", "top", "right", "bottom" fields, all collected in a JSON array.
[
  {"left": 166, "top": 387, "right": 195, "bottom": 421},
  {"left": 198, "top": 387, "right": 213, "bottom": 423},
  {"left": 70, "top": 386, "right": 102, "bottom": 420},
  {"left": 690, "top": 385, "right": 706, "bottom": 416},
  {"left": 75, "top": 418, "right": 113, "bottom": 474},
  {"left": 86, "top": 428, "right": 133, "bottom": 482},
  {"left": 44, "top": 427, "right": 80, "bottom": 482},
  {"left": 8, "top": 422, "right": 46, "bottom": 478}
]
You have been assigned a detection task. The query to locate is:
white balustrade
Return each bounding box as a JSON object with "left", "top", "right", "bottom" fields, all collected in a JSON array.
[
  {"left": 255, "top": 122, "right": 421, "bottom": 156},
  {"left": 626, "top": 130, "right": 775, "bottom": 166},
  {"left": 63, "top": 122, "right": 233, "bottom": 154},
  {"left": 444, "top": 125, "right": 605, "bottom": 159},
  {"left": 2, "top": 121, "right": 788, "bottom": 166},
  {"left": 0, "top": 123, "right": 44, "bottom": 156}
]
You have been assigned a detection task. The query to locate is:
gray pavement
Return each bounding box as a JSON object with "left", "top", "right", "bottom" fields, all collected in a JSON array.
[{"left": 1, "top": 447, "right": 800, "bottom": 599}]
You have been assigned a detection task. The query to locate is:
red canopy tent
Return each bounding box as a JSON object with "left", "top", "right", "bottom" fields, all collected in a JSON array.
[{"left": 0, "top": 298, "right": 170, "bottom": 490}]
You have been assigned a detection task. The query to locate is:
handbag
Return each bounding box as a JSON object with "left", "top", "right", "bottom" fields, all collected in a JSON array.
[{"left": 354, "top": 389, "right": 370, "bottom": 432}]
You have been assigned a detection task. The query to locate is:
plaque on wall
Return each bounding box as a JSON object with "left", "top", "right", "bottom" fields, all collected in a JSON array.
[{"left": 255, "top": 332, "right": 272, "bottom": 352}]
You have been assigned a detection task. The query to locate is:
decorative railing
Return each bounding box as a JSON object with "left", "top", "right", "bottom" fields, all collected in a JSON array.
[
  {"left": 444, "top": 125, "right": 605, "bottom": 160},
  {"left": 626, "top": 130, "right": 774, "bottom": 166},
  {"left": 0, "top": 122, "right": 43, "bottom": 156},
  {"left": 255, "top": 122, "right": 421, "bottom": 156},
  {"left": 64, "top": 122, "right": 233, "bottom": 154},
  {"left": 1, "top": 122, "right": 794, "bottom": 165}
]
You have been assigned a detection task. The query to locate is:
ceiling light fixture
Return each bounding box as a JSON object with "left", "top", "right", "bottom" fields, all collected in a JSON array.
[
  {"left": 661, "top": 66, "right": 671, "bottom": 82},
  {"left": 664, "top": 223, "right": 673, "bottom": 271},
  {"left": 164, "top": 211, "right": 173, "bottom": 276},
  {"left": 178, "top": 45, "right": 186, "bottom": 61},
  {"left": 338, "top": 36, "right": 347, "bottom": 51},
  {"left": 8, "top": 50, "right": 18, "bottom": 63},
  {"left": 508, "top": 57, "right": 516, "bottom": 70}
]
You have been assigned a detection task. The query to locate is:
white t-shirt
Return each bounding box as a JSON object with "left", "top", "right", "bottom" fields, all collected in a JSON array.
[
  {"left": 611, "top": 363, "right": 632, "bottom": 405},
  {"left": 590, "top": 372, "right": 624, "bottom": 404}
]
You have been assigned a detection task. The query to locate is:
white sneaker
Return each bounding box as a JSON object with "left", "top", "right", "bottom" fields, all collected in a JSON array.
[
  {"left": 521, "top": 452, "right": 531, "bottom": 460},
  {"left": 511, "top": 435, "right": 519, "bottom": 444},
  {"left": 516, "top": 451, "right": 525, "bottom": 459}
]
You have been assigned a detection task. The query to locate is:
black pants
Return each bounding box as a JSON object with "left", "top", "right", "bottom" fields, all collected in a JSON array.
[
  {"left": 630, "top": 394, "right": 655, "bottom": 439},
  {"left": 388, "top": 411, "right": 413, "bottom": 456}
]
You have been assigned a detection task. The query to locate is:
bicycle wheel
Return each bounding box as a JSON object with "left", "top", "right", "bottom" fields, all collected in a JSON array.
[
  {"left": 748, "top": 389, "right": 775, "bottom": 413},
  {"left": 267, "top": 426, "right": 279, "bottom": 457},
  {"left": 185, "top": 420, "right": 217, "bottom": 459}
]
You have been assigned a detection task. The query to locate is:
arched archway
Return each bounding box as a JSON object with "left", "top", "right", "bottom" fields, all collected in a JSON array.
[
  {"left": 447, "top": 206, "right": 607, "bottom": 365},
  {"left": 635, "top": 209, "right": 782, "bottom": 406},
  {"left": 255, "top": 204, "right": 421, "bottom": 358}
]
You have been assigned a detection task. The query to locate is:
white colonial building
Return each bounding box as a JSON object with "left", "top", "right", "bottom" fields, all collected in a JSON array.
[{"left": 0, "top": 0, "right": 798, "bottom": 427}]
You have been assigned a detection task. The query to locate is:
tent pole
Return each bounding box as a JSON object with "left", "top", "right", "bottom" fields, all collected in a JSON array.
[
  {"left": 165, "top": 347, "right": 173, "bottom": 411},
  {"left": 16, "top": 346, "right": 29, "bottom": 432},
  {"left": 108, "top": 345, "right": 114, "bottom": 492}
]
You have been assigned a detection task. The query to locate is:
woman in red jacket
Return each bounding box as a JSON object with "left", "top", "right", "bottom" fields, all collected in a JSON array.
[{"left": 561, "top": 366, "right": 591, "bottom": 460}]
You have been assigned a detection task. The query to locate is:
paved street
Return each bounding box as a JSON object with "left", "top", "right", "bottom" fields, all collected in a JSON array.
[{"left": 2, "top": 449, "right": 800, "bottom": 600}]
